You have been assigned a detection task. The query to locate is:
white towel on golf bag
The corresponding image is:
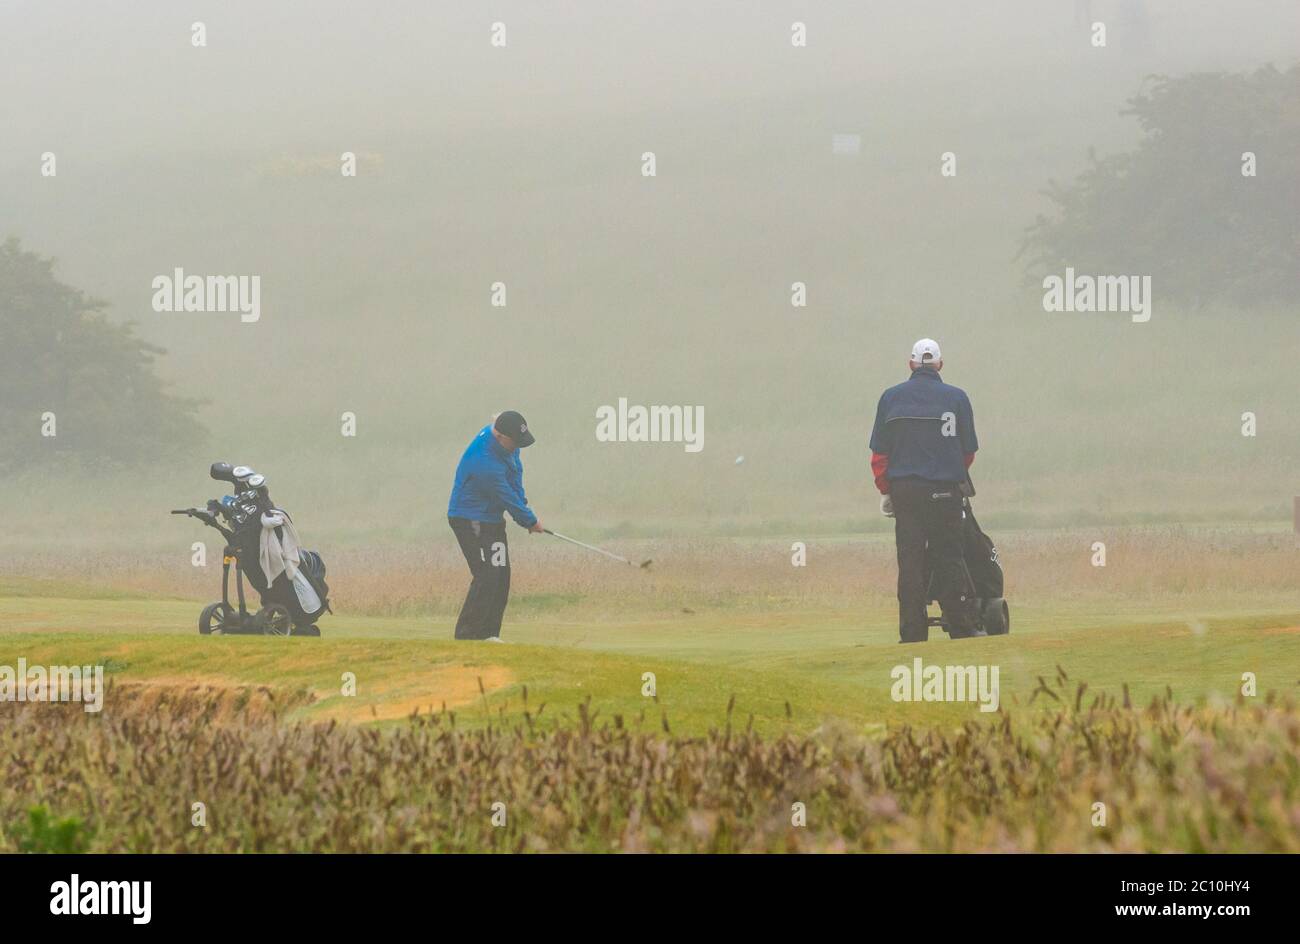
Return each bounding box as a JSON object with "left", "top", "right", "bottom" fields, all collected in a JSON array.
[{"left": 258, "top": 511, "right": 321, "bottom": 614}]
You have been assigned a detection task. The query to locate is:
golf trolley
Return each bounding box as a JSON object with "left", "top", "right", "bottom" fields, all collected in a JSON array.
[
  {"left": 924, "top": 496, "right": 1009, "bottom": 637},
  {"left": 171, "top": 462, "right": 330, "bottom": 637}
]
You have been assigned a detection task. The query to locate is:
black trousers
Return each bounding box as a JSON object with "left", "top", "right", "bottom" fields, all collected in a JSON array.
[
  {"left": 890, "top": 479, "right": 972, "bottom": 643},
  {"left": 448, "top": 517, "right": 511, "bottom": 640}
]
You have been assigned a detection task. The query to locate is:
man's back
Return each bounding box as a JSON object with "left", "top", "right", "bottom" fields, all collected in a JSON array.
[{"left": 870, "top": 365, "right": 977, "bottom": 485}]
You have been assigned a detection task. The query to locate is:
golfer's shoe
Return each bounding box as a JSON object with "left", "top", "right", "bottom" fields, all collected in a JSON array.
[{"left": 484, "top": 636, "right": 507, "bottom": 644}]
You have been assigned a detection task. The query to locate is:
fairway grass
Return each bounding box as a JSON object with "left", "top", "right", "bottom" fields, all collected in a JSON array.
[{"left": 1, "top": 582, "right": 1296, "bottom": 735}]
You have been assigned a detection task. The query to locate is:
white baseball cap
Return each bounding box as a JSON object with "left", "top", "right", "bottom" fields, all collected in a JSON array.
[{"left": 910, "top": 338, "right": 941, "bottom": 364}]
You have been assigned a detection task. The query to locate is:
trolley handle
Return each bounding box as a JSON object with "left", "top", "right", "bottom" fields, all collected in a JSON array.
[{"left": 170, "top": 506, "right": 234, "bottom": 540}]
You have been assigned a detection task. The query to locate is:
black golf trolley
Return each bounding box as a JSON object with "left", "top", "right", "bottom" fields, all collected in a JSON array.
[
  {"left": 172, "top": 462, "right": 331, "bottom": 637},
  {"left": 924, "top": 496, "right": 1009, "bottom": 637}
]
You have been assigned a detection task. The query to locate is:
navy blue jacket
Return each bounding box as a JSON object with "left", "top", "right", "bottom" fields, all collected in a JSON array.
[
  {"left": 869, "top": 366, "right": 978, "bottom": 487},
  {"left": 447, "top": 425, "right": 538, "bottom": 527}
]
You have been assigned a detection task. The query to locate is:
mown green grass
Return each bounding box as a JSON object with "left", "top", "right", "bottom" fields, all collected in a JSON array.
[{"left": 1, "top": 575, "right": 1296, "bottom": 736}]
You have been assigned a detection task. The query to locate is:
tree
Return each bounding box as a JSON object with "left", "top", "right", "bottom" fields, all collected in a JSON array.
[
  {"left": 1020, "top": 66, "right": 1300, "bottom": 307},
  {"left": 0, "top": 238, "right": 204, "bottom": 471}
]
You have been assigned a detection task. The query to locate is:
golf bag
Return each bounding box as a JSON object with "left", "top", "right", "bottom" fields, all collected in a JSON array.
[
  {"left": 233, "top": 513, "right": 332, "bottom": 628},
  {"left": 924, "top": 498, "right": 1009, "bottom": 635},
  {"left": 174, "top": 462, "right": 334, "bottom": 636},
  {"left": 959, "top": 502, "right": 1003, "bottom": 601}
]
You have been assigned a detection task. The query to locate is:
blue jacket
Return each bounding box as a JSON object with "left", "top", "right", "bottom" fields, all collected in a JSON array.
[
  {"left": 447, "top": 426, "right": 538, "bottom": 527},
  {"left": 869, "top": 366, "right": 978, "bottom": 486}
]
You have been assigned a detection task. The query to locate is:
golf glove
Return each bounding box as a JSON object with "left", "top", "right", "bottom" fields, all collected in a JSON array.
[{"left": 880, "top": 494, "right": 894, "bottom": 518}]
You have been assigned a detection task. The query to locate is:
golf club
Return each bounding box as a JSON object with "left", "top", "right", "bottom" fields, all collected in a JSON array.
[{"left": 544, "top": 529, "right": 652, "bottom": 568}]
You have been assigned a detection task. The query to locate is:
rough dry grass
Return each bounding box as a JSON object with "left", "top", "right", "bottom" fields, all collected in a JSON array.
[
  {"left": 2, "top": 528, "right": 1297, "bottom": 852},
  {"left": 107, "top": 679, "right": 309, "bottom": 724},
  {"left": 2, "top": 674, "right": 1297, "bottom": 853},
  {"left": 3, "top": 526, "right": 1296, "bottom": 618}
]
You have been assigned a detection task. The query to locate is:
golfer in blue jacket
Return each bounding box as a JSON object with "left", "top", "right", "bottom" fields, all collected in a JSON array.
[{"left": 447, "top": 411, "right": 543, "bottom": 641}]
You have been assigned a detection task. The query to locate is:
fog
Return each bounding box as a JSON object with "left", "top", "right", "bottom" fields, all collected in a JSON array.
[{"left": 3, "top": 1, "right": 1298, "bottom": 544}]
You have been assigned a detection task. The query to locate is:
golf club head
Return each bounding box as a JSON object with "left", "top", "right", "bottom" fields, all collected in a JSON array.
[
  {"left": 209, "top": 462, "right": 237, "bottom": 484},
  {"left": 232, "top": 465, "right": 255, "bottom": 485}
]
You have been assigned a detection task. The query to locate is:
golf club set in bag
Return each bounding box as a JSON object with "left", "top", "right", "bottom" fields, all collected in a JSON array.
[
  {"left": 171, "top": 462, "right": 331, "bottom": 637},
  {"left": 923, "top": 490, "right": 1010, "bottom": 637}
]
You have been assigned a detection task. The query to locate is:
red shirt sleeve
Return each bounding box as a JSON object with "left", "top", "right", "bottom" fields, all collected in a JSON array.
[{"left": 871, "top": 452, "right": 890, "bottom": 494}]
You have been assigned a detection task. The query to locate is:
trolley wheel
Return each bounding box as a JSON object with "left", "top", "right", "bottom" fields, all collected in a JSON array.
[
  {"left": 296, "top": 624, "right": 322, "bottom": 637},
  {"left": 255, "top": 604, "right": 294, "bottom": 636},
  {"left": 199, "top": 602, "right": 235, "bottom": 635}
]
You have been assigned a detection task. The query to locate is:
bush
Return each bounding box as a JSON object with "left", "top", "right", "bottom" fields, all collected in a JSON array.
[
  {"left": 0, "top": 238, "right": 204, "bottom": 472},
  {"left": 1020, "top": 66, "right": 1300, "bottom": 307}
]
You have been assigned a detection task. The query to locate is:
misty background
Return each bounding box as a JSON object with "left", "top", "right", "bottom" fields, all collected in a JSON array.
[{"left": 2, "top": 0, "right": 1298, "bottom": 549}]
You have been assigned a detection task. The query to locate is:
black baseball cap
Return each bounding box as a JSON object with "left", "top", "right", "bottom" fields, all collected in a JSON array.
[{"left": 494, "top": 410, "right": 535, "bottom": 448}]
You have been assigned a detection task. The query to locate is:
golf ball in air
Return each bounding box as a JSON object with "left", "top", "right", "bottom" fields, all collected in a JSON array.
[{"left": 735, "top": 455, "right": 745, "bottom": 465}]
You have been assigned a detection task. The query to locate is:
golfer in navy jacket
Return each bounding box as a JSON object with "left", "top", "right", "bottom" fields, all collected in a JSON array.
[
  {"left": 447, "top": 411, "right": 542, "bottom": 641},
  {"left": 869, "top": 339, "right": 982, "bottom": 642}
]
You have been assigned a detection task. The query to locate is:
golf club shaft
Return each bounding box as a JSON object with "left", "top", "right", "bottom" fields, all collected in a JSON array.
[{"left": 543, "top": 529, "right": 633, "bottom": 565}]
